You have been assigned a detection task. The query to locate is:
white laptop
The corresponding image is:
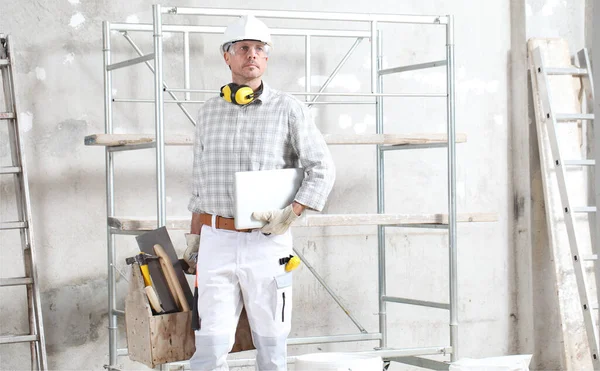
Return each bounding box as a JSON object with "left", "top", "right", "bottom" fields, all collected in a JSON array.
[{"left": 233, "top": 168, "right": 305, "bottom": 230}]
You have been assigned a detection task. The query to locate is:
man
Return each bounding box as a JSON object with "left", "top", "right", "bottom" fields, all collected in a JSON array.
[{"left": 185, "top": 14, "right": 335, "bottom": 371}]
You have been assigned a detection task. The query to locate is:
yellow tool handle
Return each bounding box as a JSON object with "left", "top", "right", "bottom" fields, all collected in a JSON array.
[{"left": 140, "top": 264, "right": 152, "bottom": 287}]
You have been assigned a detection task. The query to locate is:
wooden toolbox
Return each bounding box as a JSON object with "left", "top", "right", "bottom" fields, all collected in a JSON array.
[{"left": 125, "top": 263, "right": 196, "bottom": 367}]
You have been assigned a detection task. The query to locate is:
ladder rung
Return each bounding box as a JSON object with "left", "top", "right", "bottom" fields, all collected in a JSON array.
[
  {"left": 572, "top": 207, "right": 596, "bottom": 213},
  {"left": 563, "top": 160, "right": 595, "bottom": 166},
  {"left": 555, "top": 113, "right": 594, "bottom": 121},
  {"left": 583, "top": 255, "right": 598, "bottom": 261},
  {"left": 0, "top": 221, "right": 27, "bottom": 230},
  {"left": 0, "top": 166, "right": 21, "bottom": 174},
  {"left": 0, "top": 112, "right": 15, "bottom": 119},
  {"left": 0, "top": 277, "right": 33, "bottom": 287},
  {"left": 0, "top": 334, "right": 38, "bottom": 345},
  {"left": 545, "top": 67, "right": 588, "bottom": 76},
  {"left": 0, "top": 59, "right": 8, "bottom": 66}
]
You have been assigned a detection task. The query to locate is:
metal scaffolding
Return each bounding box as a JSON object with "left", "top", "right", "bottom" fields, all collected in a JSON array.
[{"left": 93, "top": 5, "right": 457, "bottom": 370}]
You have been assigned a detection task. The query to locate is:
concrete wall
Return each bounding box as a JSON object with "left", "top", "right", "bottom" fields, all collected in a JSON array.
[{"left": 1, "top": 0, "right": 513, "bottom": 370}]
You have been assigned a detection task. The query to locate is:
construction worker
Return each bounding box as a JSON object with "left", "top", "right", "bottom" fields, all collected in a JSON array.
[{"left": 184, "top": 14, "right": 335, "bottom": 371}]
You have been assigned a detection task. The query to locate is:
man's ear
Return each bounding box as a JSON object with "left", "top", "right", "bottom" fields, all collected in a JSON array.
[{"left": 223, "top": 52, "right": 231, "bottom": 66}]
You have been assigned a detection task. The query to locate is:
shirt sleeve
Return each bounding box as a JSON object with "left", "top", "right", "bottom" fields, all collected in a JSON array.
[
  {"left": 187, "top": 110, "right": 204, "bottom": 214},
  {"left": 288, "top": 100, "right": 336, "bottom": 212}
]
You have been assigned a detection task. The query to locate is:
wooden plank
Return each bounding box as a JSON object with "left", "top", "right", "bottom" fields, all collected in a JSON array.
[
  {"left": 109, "top": 213, "right": 497, "bottom": 231},
  {"left": 85, "top": 133, "right": 467, "bottom": 147},
  {"left": 295, "top": 213, "right": 496, "bottom": 226},
  {"left": 323, "top": 133, "right": 467, "bottom": 145},
  {"left": 84, "top": 134, "right": 193, "bottom": 146},
  {"left": 528, "top": 38, "right": 594, "bottom": 370}
]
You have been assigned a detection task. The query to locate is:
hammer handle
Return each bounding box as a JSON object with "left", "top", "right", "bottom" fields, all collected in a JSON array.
[{"left": 140, "top": 264, "right": 152, "bottom": 287}]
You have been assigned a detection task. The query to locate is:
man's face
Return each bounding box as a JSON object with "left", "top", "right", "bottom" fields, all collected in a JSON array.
[{"left": 224, "top": 40, "right": 269, "bottom": 83}]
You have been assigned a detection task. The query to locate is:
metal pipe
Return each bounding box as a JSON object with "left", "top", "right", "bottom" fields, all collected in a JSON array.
[
  {"left": 162, "top": 7, "right": 449, "bottom": 25},
  {"left": 112, "top": 23, "right": 372, "bottom": 38},
  {"left": 183, "top": 32, "right": 190, "bottom": 101},
  {"left": 121, "top": 33, "right": 196, "bottom": 125},
  {"left": 305, "top": 35, "right": 311, "bottom": 103},
  {"left": 376, "top": 29, "right": 387, "bottom": 349},
  {"left": 159, "top": 88, "right": 218, "bottom": 93},
  {"left": 287, "top": 333, "right": 381, "bottom": 345},
  {"left": 166, "top": 88, "right": 445, "bottom": 98},
  {"left": 379, "top": 143, "right": 449, "bottom": 151},
  {"left": 109, "top": 229, "right": 147, "bottom": 236},
  {"left": 113, "top": 98, "right": 374, "bottom": 105},
  {"left": 382, "top": 296, "right": 450, "bottom": 310},
  {"left": 153, "top": 5, "right": 166, "bottom": 228},
  {"left": 103, "top": 20, "right": 118, "bottom": 368},
  {"left": 545, "top": 67, "right": 588, "bottom": 76},
  {"left": 446, "top": 15, "right": 458, "bottom": 362},
  {"left": 371, "top": 22, "right": 378, "bottom": 94},
  {"left": 108, "top": 143, "right": 157, "bottom": 152},
  {"left": 106, "top": 53, "right": 155, "bottom": 71},
  {"left": 308, "top": 38, "right": 363, "bottom": 108},
  {"left": 389, "top": 224, "right": 449, "bottom": 229},
  {"left": 293, "top": 247, "right": 367, "bottom": 333},
  {"left": 555, "top": 113, "right": 595, "bottom": 121},
  {"left": 379, "top": 60, "right": 447, "bottom": 75}
]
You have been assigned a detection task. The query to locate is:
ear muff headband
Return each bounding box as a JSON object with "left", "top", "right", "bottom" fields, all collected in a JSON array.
[{"left": 220, "top": 83, "right": 255, "bottom": 105}]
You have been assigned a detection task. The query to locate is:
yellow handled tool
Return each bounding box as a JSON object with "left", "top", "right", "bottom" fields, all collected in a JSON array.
[
  {"left": 125, "top": 253, "right": 164, "bottom": 314},
  {"left": 279, "top": 255, "right": 301, "bottom": 272},
  {"left": 285, "top": 256, "right": 301, "bottom": 272}
]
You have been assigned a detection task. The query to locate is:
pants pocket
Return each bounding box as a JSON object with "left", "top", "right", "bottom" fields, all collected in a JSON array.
[{"left": 273, "top": 272, "right": 293, "bottom": 322}]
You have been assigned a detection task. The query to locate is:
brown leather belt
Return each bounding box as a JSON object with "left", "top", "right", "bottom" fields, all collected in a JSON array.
[{"left": 199, "top": 213, "right": 252, "bottom": 232}]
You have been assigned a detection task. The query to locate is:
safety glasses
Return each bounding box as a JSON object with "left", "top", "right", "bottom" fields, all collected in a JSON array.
[{"left": 229, "top": 42, "right": 270, "bottom": 57}]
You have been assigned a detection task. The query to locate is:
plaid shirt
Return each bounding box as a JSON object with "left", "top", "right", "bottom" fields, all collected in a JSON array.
[{"left": 188, "top": 82, "right": 335, "bottom": 218}]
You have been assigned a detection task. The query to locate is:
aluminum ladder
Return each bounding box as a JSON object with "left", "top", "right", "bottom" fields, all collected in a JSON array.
[
  {"left": 530, "top": 40, "right": 599, "bottom": 368},
  {"left": 0, "top": 34, "right": 48, "bottom": 370}
]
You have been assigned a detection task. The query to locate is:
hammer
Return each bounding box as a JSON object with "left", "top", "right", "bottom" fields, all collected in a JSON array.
[{"left": 125, "top": 253, "right": 164, "bottom": 314}]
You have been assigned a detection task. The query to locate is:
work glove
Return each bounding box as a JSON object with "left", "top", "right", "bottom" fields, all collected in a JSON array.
[
  {"left": 182, "top": 233, "right": 200, "bottom": 275},
  {"left": 252, "top": 204, "right": 299, "bottom": 235}
]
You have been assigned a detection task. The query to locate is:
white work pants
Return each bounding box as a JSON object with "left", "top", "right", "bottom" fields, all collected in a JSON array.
[{"left": 189, "top": 222, "right": 293, "bottom": 371}]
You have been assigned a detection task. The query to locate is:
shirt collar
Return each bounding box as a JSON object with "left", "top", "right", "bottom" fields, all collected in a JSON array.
[{"left": 255, "top": 81, "right": 272, "bottom": 104}]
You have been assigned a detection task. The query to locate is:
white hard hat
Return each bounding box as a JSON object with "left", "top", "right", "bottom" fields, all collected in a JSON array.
[{"left": 220, "top": 15, "right": 273, "bottom": 54}]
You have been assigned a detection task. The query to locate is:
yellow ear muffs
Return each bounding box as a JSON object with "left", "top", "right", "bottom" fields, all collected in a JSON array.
[
  {"left": 221, "top": 84, "right": 234, "bottom": 103},
  {"left": 220, "top": 83, "right": 255, "bottom": 105},
  {"left": 235, "top": 86, "right": 254, "bottom": 105}
]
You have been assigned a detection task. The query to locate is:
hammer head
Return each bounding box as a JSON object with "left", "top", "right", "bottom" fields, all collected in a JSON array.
[{"left": 125, "top": 252, "right": 158, "bottom": 266}]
